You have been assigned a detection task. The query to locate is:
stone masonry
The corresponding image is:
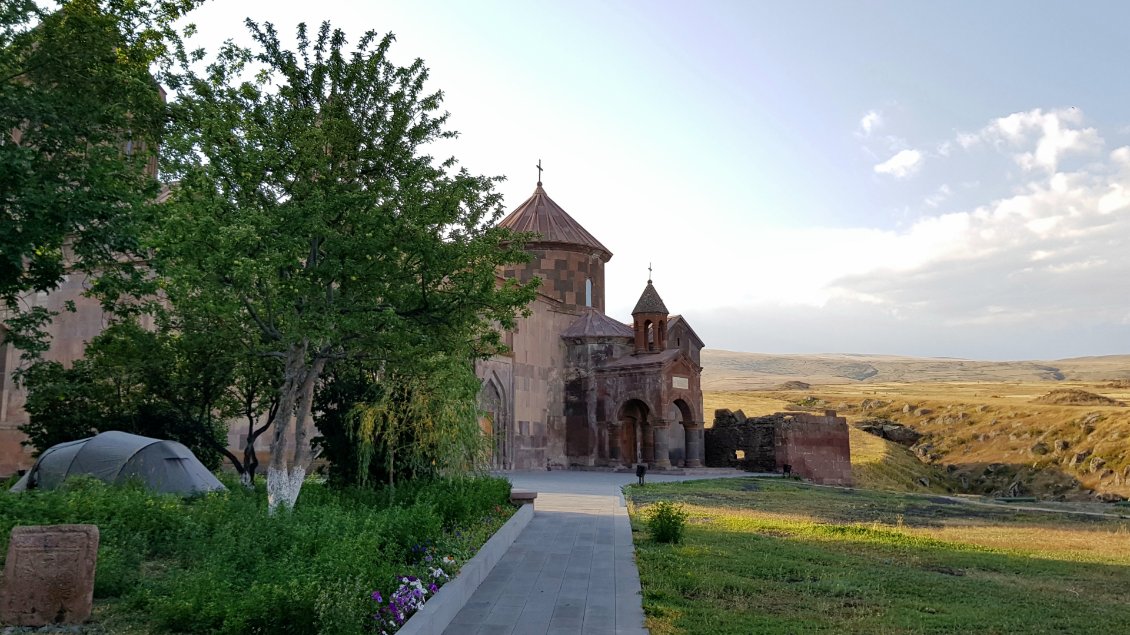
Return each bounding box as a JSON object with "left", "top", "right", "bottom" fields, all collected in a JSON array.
[{"left": 705, "top": 408, "right": 853, "bottom": 485}]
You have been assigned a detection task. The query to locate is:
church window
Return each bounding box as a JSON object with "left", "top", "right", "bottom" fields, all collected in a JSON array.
[{"left": 585, "top": 278, "right": 592, "bottom": 307}]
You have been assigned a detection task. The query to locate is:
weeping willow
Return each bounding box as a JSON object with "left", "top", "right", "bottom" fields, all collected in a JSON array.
[{"left": 350, "top": 358, "right": 491, "bottom": 488}]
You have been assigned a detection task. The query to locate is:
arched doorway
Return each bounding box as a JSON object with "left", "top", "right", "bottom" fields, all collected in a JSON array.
[
  {"left": 672, "top": 398, "right": 701, "bottom": 467},
  {"left": 666, "top": 401, "right": 690, "bottom": 465},
  {"left": 618, "top": 399, "right": 649, "bottom": 466},
  {"left": 477, "top": 377, "right": 510, "bottom": 469}
]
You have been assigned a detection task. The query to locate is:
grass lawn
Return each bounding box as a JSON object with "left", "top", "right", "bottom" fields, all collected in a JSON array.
[{"left": 626, "top": 478, "right": 1130, "bottom": 634}]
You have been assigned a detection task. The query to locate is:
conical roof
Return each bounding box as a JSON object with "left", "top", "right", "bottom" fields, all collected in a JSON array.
[
  {"left": 632, "top": 280, "right": 669, "bottom": 315},
  {"left": 499, "top": 183, "right": 612, "bottom": 261},
  {"left": 561, "top": 307, "right": 634, "bottom": 339}
]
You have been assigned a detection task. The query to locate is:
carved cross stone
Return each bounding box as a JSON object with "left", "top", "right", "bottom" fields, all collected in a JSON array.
[{"left": 0, "top": 525, "right": 99, "bottom": 626}]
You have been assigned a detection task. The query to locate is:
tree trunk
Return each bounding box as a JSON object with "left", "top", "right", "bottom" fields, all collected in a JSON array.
[
  {"left": 267, "top": 341, "right": 306, "bottom": 513},
  {"left": 266, "top": 340, "right": 328, "bottom": 513}
]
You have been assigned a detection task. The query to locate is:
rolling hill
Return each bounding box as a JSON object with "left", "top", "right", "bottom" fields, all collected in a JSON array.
[{"left": 702, "top": 349, "right": 1130, "bottom": 390}]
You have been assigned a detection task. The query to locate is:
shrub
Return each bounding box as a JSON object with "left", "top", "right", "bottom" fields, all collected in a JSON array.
[
  {"left": 0, "top": 475, "right": 514, "bottom": 634},
  {"left": 646, "top": 501, "right": 689, "bottom": 544}
]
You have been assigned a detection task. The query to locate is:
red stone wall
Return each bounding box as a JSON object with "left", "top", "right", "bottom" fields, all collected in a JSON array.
[
  {"left": 1, "top": 272, "right": 111, "bottom": 475},
  {"left": 501, "top": 248, "right": 605, "bottom": 313},
  {"left": 774, "top": 412, "right": 853, "bottom": 486}
]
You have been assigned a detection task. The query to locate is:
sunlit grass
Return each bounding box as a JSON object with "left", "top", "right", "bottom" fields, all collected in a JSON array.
[{"left": 627, "top": 478, "right": 1130, "bottom": 634}]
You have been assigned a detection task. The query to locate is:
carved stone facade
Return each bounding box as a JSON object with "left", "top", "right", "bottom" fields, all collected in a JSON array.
[{"left": 476, "top": 182, "right": 706, "bottom": 469}]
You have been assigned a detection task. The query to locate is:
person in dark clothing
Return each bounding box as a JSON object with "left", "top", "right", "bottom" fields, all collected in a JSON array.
[{"left": 636, "top": 463, "right": 647, "bottom": 485}]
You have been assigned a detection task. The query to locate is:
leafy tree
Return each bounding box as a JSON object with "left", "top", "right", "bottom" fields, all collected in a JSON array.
[
  {"left": 156, "top": 20, "right": 536, "bottom": 511},
  {"left": 314, "top": 355, "right": 489, "bottom": 489},
  {"left": 21, "top": 319, "right": 229, "bottom": 469},
  {"left": 0, "top": 0, "right": 199, "bottom": 360},
  {"left": 350, "top": 354, "right": 490, "bottom": 491}
]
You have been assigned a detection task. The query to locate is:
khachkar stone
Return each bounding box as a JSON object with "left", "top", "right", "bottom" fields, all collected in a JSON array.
[{"left": 0, "top": 524, "right": 99, "bottom": 626}]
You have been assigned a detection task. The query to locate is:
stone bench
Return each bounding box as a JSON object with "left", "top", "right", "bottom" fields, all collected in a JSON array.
[{"left": 509, "top": 490, "right": 537, "bottom": 506}]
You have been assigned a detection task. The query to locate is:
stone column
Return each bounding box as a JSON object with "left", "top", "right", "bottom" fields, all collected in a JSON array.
[
  {"left": 683, "top": 421, "right": 704, "bottom": 468},
  {"left": 640, "top": 421, "right": 653, "bottom": 465},
  {"left": 650, "top": 419, "right": 672, "bottom": 469}
]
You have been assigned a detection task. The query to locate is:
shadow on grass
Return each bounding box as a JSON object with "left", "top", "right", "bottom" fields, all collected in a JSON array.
[
  {"left": 632, "top": 514, "right": 1130, "bottom": 635},
  {"left": 627, "top": 477, "right": 1128, "bottom": 530}
]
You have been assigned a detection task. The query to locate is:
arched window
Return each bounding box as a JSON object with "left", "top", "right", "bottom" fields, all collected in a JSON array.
[{"left": 585, "top": 278, "right": 592, "bottom": 307}]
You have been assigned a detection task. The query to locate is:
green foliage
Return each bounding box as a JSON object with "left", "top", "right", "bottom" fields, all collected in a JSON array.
[
  {"left": 0, "top": 0, "right": 201, "bottom": 360},
  {"left": 0, "top": 475, "right": 513, "bottom": 634},
  {"left": 348, "top": 355, "right": 490, "bottom": 488},
  {"left": 146, "top": 17, "right": 538, "bottom": 506},
  {"left": 20, "top": 320, "right": 230, "bottom": 468},
  {"left": 646, "top": 500, "right": 689, "bottom": 544}
]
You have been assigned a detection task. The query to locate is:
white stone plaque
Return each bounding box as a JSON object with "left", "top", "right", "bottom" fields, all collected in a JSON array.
[{"left": 672, "top": 376, "right": 689, "bottom": 389}]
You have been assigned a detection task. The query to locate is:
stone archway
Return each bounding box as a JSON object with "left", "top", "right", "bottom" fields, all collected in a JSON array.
[
  {"left": 672, "top": 398, "right": 703, "bottom": 467},
  {"left": 477, "top": 376, "right": 510, "bottom": 469},
  {"left": 618, "top": 399, "right": 650, "bottom": 467}
]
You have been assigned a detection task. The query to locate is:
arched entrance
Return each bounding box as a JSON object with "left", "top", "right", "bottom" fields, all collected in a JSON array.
[
  {"left": 477, "top": 377, "right": 510, "bottom": 469},
  {"left": 672, "top": 398, "right": 702, "bottom": 467},
  {"left": 618, "top": 399, "right": 650, "bottom": 466}
]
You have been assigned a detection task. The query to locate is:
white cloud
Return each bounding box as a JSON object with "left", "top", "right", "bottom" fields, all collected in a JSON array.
[
  {"left": 874, "top": 149, "right": 923, "bottom": 178},
  {"left": 655, "top": 108, "right": 1130, "bottom": 358},
  {"left": 859, "top": 110, "right": 882, "bottom": 136},
  {"left": 955, "top": 108, "right": 1101, "bottom": 172},
  {"left": 924, "top": 184, "right": 952, "bottom": 208}
]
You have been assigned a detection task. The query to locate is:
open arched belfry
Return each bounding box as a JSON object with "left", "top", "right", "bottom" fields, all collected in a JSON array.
[{"left": 475, "top": 180, "right": 705, "bottom": 469}]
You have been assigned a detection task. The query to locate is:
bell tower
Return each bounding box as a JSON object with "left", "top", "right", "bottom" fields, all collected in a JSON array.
[{"left": 631, "top": 274, "right": 669, "bottom": 354}]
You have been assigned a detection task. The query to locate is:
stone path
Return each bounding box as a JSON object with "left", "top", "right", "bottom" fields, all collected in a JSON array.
[{"left": 441, "top": 469, "right": 748, "bottom": 635}]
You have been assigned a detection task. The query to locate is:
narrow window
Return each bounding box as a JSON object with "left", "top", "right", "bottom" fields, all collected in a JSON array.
[{"left": 585, "top": 278, "right": 592, "bottom": 307}]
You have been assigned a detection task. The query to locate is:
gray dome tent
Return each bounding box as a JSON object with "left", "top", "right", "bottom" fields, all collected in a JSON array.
[{"left": 9, "top": 431, "right": 226, "bottom": 495}]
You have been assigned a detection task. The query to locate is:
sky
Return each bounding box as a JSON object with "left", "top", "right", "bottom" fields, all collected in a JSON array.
[{"left": 180, "top": 1, "right": 1130, "bottom": 361}]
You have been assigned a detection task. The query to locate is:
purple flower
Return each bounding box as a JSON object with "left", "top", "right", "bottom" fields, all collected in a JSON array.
[
  {"left": 428, "top": 583, "right": 438, "bottom": 593},
  {"left": 372, "top": 591, "right": 383, "bottom": 603}
]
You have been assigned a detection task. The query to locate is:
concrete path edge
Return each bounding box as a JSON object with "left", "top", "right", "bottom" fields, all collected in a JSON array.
[{"left": 398, "top": 503, "right": 535, "bottom": 635}]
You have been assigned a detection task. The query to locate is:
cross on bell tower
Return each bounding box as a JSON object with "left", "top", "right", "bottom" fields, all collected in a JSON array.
[{"left": 536, "top": 159, "right": 543, "bottom": 186}]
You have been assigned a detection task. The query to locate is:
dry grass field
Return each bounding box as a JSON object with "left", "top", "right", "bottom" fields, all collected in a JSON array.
[{"left": 701, "top": 350, "right": 1130, "bottom": 501}]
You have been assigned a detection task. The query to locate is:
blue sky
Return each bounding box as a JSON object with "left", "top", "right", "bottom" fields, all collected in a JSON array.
[{"left": 183, "top": 1, "right": 1130, "bottom": 360}]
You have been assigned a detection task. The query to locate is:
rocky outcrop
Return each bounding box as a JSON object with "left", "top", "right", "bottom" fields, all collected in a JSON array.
[{"left": 856, "top": 419, "right": 923, "bottom": 446}]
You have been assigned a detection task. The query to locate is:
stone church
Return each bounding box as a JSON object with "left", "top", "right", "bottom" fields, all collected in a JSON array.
[
  {"left": 475, "top": 181, "right": 706, "bottom": 470},
  {"left": 0, "top": 177, "right": 706, "bottom": 475}
]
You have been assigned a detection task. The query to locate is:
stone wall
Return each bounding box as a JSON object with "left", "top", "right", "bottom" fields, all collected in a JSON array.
[
  {"left": 500, "top": 248, "right": 605, "bottom": 313},
  {"left": 1, "top": 272, "right": 118, "bottom": 475},
  {"left": 505, "top": 297, "right": 577, "bottom": 469},
  {"left": 705, "top": 408, "right": 852, "bottom": 485},
  {"left": 775, "top": 411, "right": 853, "bottom": 486},
  {"left": 704, "top": 410, "right": 776, "bottom": 471}
]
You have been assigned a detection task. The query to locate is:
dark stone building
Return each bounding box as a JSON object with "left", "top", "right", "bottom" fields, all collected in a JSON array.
[{"left": 475, "top": 181, "right": 706, "bottom": 469}]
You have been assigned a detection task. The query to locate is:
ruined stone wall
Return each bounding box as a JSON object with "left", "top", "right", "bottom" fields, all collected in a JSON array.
[
  {"left": 704, "top": 410, "right": 776, "bottom": 471},
  {"left": 775, "top": 411, "right": 853, "bottom": 486},
  {"left": 705, "top": 409, "right": 853, "bottom": 485}
]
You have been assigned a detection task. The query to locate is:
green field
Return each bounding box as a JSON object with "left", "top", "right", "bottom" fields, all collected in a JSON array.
[{"left": 626, "top": 478, "right": 1130, "bottom": 634}]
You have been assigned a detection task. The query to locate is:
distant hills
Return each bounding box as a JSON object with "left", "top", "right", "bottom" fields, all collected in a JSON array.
[{"left": 701, "top": 349, "right": 1130, "bottom": 391}]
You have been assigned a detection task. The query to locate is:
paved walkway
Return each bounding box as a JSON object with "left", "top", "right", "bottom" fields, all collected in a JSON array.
[{"left": 442, "top": 469, "right": 748, "bottom": 635}]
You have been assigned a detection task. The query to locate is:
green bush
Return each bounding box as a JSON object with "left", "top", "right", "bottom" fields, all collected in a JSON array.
[
  {"left": 646, "top": 500, "right": 689, "bottom": 544},
  {"left": 0, "top": 475, "right": 514, "bottom": 634}
]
